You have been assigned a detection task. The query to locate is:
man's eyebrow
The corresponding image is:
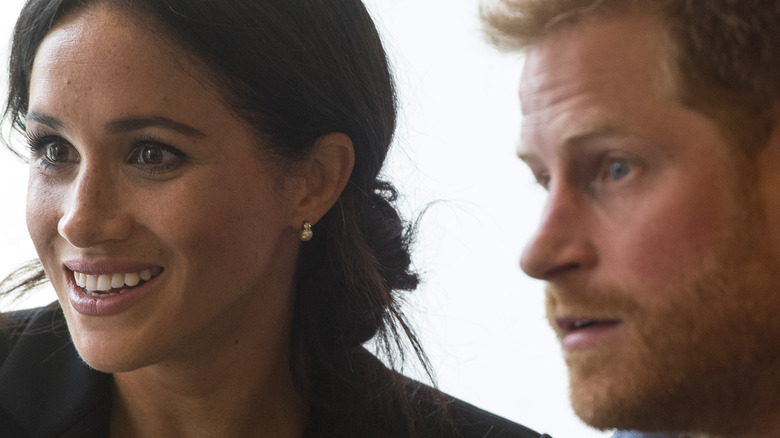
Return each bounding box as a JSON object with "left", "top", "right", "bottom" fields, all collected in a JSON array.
[
  {"left": 561, "top": 124, "right": 629, "bottom": 147},
  {"left": 104, "top": 117, "right": 207, "bottom": 138},
  {"left": 517, "top": 124, "right": 632, "bottom": 157},
  {"left": 517, "top": 124, "right": 632, "bottom": 163},
  {"left": 25, "top": 111, "right": 65, "bottom": 131}
]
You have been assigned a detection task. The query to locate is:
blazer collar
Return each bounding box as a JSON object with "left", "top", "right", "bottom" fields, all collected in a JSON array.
[{"left": 0, "top": 304, "right": 112, "bottom": 437}]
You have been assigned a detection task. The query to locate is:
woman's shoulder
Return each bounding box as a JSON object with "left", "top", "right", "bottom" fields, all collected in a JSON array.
[
  {"left": 404, "top": 376, "right": 550, "bottom": 438},
  {"left": 0, "top": 304, "right": 64, "bottom": 359},
  {"left": 0, "top": 303, "right": 112, "bottom": 437},
  {"left": 306, "top": 347, "right": 551, "bottom": 438},
  {"left": 611, "top": 432, "right": 687, "bottom": 438},
  {"left": 443, "top": 391, "right": 551, "bottom": 438}
]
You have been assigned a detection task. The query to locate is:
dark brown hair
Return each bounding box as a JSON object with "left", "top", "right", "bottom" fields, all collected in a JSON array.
[{"left": 2, "top": 0, "right": 438, "bottom": 433}]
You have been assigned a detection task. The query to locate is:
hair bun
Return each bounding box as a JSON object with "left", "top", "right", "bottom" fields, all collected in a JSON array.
[{"left": 363, "top": 181, "right": 418, "bottom": 293}]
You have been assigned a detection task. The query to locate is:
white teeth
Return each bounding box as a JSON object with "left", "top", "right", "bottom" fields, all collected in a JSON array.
[
  {"left": 75, "top": 272, "right": 86, "bottom": 288},
  {"left": 111, "top": 273, "right": 124, "bottom": 288},
  {"left": 125, "top": 273, "right": 140, "bottom": 287},
  {"left": 73, "top": 268, "right": 160, "bottom": 293},
  {"left": 86, "top": 275, "right": 98, "bottom": 291},
  {"left": 96, "top": 275, "right": 111, "bottom": 291}
]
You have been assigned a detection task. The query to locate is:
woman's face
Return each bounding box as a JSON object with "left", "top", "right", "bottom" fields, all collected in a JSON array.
[{"left": 25, "top": 6, "right": 305, "bottom": 372}]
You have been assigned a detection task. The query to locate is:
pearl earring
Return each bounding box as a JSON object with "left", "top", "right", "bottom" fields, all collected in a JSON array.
[{"left": 300, "top": 222, "right": 313, "bottom": 242}]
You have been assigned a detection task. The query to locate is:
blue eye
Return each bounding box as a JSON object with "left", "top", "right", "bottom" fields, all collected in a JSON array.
[{"left": 608, "top": 159, "right": 631, "bottom": 181}]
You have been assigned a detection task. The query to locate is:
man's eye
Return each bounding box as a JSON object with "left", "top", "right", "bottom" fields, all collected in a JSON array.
[{"left": 608, "top": 159, "right": 632, "bottom": 181}]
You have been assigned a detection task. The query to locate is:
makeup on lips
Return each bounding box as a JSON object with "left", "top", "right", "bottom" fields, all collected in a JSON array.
[{"left": 63, "top": 260, "right": 165, "bottom": 317}]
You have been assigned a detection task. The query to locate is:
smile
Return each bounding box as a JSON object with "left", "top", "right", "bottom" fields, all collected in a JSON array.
[{"left": 73, "top": 266, "right": 164, "bottom": 297}]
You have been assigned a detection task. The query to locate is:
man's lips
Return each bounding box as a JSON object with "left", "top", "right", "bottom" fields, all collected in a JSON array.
[
  {"left": 555, "top": 316, "right": 621, "bottom": 334},
  {"left": 553, "top": 316, "right": 622, "bottom": 351}
]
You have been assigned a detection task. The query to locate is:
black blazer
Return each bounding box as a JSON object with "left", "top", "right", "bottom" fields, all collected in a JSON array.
[{"left": 0, "top": 305, "right": 550, "bottom": 438}]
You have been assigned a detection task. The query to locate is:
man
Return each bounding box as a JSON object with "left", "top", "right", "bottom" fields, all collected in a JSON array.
[{"left": 482, "top": 1, "right": 780, "bottom": 437}]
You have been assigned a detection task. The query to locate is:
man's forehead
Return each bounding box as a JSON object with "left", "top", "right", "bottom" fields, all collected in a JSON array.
[
  {"left": 520, "top": 16, "right": 669, "bottom": 99},
  {"left": 516, "top": 13, "right": 677, "bottom": 156}
]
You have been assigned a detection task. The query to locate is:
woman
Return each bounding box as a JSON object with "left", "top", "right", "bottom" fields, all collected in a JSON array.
[{"left": 0, "top": 0, "right": 547, "bottom": 436}]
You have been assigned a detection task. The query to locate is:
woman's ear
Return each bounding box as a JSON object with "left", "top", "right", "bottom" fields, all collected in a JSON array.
[{"left": 293, "top": 132, "right": 355, "bottom": 225}]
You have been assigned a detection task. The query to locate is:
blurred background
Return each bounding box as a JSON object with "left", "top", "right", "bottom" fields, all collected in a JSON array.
[{"left": 0, "top": 1, "right": 611, "bottom": 437}]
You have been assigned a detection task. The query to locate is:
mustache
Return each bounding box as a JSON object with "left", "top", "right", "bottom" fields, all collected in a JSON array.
[{"left": 544, "top": 282, "right": 641, "bottom": 322}]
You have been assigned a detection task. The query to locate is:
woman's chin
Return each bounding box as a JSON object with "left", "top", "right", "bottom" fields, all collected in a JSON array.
[{"left": 70, "top": 333, "right": 157, "bottom": 374}]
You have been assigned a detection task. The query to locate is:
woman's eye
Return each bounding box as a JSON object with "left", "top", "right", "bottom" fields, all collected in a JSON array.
[
  {"left": 138, "top": 146, "right": 166, "bottom": 165},
  {"left": 608, "top": 159, "right": 632, "bottom": 181},
  {"left": 27, "top": 134, "right": 79, "bottom": 168},
  {"left": 44, "top": 142, "right": 73, "bottom": 163},
  {"left": 130, "top": 142, "right": 185, "bottom": 174}
]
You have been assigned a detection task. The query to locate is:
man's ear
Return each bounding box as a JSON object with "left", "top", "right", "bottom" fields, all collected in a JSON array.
[{"left": 293, "top": 132, "right": 355, "bottom": 225}]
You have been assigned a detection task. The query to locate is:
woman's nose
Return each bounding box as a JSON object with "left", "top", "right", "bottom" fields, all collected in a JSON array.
[
  {"left": 520, "top": 183, "right": 597, "bottom": 279},
  {"left": 57, "top": 168, "right": 133, "bottom": 248}
]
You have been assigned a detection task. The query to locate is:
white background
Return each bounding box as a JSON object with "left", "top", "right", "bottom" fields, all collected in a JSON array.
[{"left": 0, "top": 1, "right": 610, "bottom": 437}]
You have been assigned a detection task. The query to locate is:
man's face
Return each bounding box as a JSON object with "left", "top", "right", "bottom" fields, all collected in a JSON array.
[{"left": 518, "top": 12, "right": 780, "bottom": 434}]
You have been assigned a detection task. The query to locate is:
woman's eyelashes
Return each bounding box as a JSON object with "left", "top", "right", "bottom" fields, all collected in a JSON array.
[
  {"left": 27, "top": 132, "right": 79, "bottom": 170},
  {"left": 25, "top": 132, "right": 188, "bottom": 176}
]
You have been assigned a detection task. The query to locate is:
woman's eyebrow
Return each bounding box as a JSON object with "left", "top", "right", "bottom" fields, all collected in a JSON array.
[
  {"left": 25, "top": 110, "right": 65, "bottom": 131},
  {"left": 25, "top": 111, "right": 207, "bottom": 139},
  {"left": 104, "top": 116, "right": 207, "bottom": 138}
]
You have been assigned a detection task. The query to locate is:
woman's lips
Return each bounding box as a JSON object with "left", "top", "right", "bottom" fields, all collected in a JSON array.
[{"left": 62, "top": 261, "right": 165, "bottom": 316}]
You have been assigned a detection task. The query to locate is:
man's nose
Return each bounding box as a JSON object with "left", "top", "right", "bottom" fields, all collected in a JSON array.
[{"left": 520, "top": 182, "right": 597, "bottom": 279}]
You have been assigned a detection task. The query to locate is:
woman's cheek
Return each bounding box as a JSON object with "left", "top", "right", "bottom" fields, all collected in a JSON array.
[{"left": 26, "top": 178, "right": 61, "bottom": 251}]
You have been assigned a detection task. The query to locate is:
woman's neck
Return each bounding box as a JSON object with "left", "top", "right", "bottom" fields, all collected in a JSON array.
[{"left": 108, "top": 319, "right": 308, "bottom": 437}]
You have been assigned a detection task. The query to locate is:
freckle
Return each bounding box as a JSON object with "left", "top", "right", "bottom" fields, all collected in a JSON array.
[{"left": 234, "top": 339, "right": 239, "bottom": 345}]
